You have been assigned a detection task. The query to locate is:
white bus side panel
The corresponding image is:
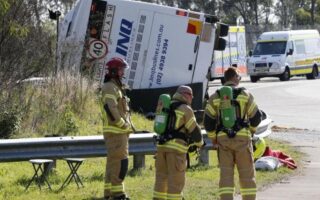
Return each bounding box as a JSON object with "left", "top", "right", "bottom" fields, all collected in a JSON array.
[
  {"left": 123, "top": 10, "right": 155, "bottom": 89},
  {"left": 140, "top": 13, "right": 198, "bottom": 89}
]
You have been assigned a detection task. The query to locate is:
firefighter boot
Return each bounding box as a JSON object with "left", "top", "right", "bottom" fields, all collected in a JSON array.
[{"left": 112, "top": 194, "right": 130, "bottom": 200}]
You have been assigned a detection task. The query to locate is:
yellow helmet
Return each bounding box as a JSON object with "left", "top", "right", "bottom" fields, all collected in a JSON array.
[{"left": 253, "top": 137, "right": 266, "bottom": 160}]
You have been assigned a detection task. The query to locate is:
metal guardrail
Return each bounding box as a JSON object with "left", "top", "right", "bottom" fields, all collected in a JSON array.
[
  {"left": 0, "top": 132, "right": 211, "bottom": 162},
  {"left": 0, "top": 116, "right": 272, "bottom": 167}
]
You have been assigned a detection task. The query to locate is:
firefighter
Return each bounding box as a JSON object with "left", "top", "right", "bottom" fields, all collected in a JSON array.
[
  {"left": 101, "top": 57, "right": 133, "bottom": 200},
  {"left": 153, "top": 85, "right": 204, "bottom": 200},
  {"left": 252, "top": 136, "right": 267, "bottom": 160},
  {"left": 204, "top": 67, "right": 262, "bottom": 200}
]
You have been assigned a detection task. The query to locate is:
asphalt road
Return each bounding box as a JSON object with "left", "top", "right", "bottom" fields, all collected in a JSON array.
[{"left": 209, "top": 76, "right": 320, "bottom": 131}]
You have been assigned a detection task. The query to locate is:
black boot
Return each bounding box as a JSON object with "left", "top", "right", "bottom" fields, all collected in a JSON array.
[
  {"left": 112, "top": 194, "right": 130, "bottom": 200},
  {"left": 104, "top": 196, "right": 110, "bottom": 200}
]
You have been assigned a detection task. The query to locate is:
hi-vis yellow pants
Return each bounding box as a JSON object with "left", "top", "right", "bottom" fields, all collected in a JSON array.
[
  {"left": 153, "top": 150, "right": 187, "bottom": 200},
  {"left": 104, "top": 133, "right": 129, "bottom": 198},
  {"left": 217, "top": 135, "right": 257, "bottom": 200}
]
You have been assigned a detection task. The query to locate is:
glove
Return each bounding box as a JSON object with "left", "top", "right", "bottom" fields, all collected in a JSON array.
[
  {"left": 249, "top": 126, "right": 257, "bottom": 134},
  {"left": 188, "top": 145, "right": 198, "bottom": 153},
  {"left": 121, "top": 122, "right": 131, "bottom": 130}
]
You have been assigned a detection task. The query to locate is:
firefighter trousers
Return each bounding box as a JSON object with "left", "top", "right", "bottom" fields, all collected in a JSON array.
[
  {"left": 104, "top": 133, "right": 129, "bottom": 198},
  {"left": 153, "top": 150, "right": 187, "bottom": 200},
  {"left": 217, "top": 136, "right": 256, "bottom": 200}
]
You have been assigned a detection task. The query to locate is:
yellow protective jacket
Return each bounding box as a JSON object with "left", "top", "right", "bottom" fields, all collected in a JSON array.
[
  {"left": 204, "top": 81, "right": 262, "bottom": 139},
  {"left": 101, "top": 79, "right": 132, "bottom": 134},
  {"left": 157, "top": 93, "right": 203, "bottom": 154}
]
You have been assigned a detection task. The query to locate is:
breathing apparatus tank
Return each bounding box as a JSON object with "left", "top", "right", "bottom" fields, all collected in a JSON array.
[
  {"left": 154, "top": 94, "right": 171, "bottom": 135},
  {"left": 219, "top": 86, "right": 236, "bottom": 128}
]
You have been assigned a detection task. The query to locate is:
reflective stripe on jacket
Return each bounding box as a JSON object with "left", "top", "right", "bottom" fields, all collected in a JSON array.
[{"left": 101, "top": 79, "right": 131, "bottom": 134}]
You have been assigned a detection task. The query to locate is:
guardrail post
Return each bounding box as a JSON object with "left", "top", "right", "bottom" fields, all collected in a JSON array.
[
  {"left": 198, "top": 149, "right": 209, "bottom": 165},
  {"left": 43, "top": 160, "right": 56, "bottom": 178},
  {"left": 133, "top": 154, "right": 145, "bottom": 169}
]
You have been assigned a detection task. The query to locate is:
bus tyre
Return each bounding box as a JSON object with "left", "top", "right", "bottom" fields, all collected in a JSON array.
[
  {"left": 279, "top": 68, "right": 290, "bottom": 81},
  {"left": 250, "top": 76, "right": 259, "bottom": 83},
  {"left": 220, "top": 77, "right": 226, "bottom": 85},
  {"left": 306, "top": 66, "right": 318, "bottom": 80}
]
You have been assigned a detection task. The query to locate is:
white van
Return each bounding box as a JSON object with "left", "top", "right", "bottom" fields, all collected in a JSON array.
[{"left": 247, "top": 30, "right": 320, "bottom": 82}]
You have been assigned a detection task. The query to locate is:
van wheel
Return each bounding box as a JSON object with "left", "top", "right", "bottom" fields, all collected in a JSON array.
[
  {"left": 279, "top": 68, "right": 290, "bottom": 81},
  {"left": 306, "top": 66, "right": 318, "bottom": 80},
  {"left": 250, "top": 76, "right": 259, "bottom": 83}
]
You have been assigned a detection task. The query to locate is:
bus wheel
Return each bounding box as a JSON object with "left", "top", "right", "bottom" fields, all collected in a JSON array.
[
  {"left": 220, "top": 77, "right": 225, "bottom": 85},
  {"left": 279, "top": 68, "right": 290, "bottom": 81},
  {"left": 250, "top": 76, "right": 259, "bottom": 83},
  {"left": 306, "top": 66, "right": 318, "bottom": 80}
]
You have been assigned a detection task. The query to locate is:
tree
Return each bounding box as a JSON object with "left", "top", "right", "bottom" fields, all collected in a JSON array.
[
  {"left": 0, "top": 0, "right": 55, "bottom": 92},
  {"left": 274, "top": 0, "right": 299, "bottom": 28},
  {"left": 295, "top": 7, "right": 312, "bottom": 25},
  {"left": 310, "top": 0, "right": 316, "bottom": 24},
  {"left": 192, "top": 0, "right": 220, "bottom": 15},
  {"left": 177, "top": 0, "right": 192, "bottom": 10},
  {"left": 221, "top": 0, "right": 272, "bottom": 26}
]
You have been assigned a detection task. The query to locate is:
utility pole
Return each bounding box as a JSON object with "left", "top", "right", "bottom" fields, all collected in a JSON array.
[{"left": 48, "top": 9, "right": 61, "bottom": 75}]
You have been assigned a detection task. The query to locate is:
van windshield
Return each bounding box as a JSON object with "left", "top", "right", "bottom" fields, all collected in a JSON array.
[{"left": 253, "top": 41, "right": 287, "bottom": 55}]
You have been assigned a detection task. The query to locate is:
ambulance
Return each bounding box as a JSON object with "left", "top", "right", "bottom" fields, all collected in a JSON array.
[
  {"left": 209, "top": 26, "right": 247, "bottom": 84},
  {"left": 247, "top": 30, "right": 320, "bottom": 82},
  {"left": 58, "top": 0, "right": 228, "bottom": 112}
]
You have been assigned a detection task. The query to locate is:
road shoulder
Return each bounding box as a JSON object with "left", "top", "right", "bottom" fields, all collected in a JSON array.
[{"left": 258, "top": 130, "right": 320, "bottom": 200}]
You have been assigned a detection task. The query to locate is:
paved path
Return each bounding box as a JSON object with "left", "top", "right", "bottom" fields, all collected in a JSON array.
[{"left": 258, "top": 130, "right": 320, "bottom": 200}]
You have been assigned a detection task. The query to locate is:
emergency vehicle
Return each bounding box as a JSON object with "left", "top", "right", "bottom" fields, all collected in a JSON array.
[
  {"left": 209, "top": 26, "right": 247, "bottom": 84},
  {"left": 58, "top": 0, "right": 228, "bottom": 112},
  {"left": 247, "top": 30, "right": 320, "bottom": 82}
]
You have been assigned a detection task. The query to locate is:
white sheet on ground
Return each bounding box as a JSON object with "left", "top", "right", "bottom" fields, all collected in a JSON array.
[{"left": 255, "top": 156, "right": 282, "bottom": 171}]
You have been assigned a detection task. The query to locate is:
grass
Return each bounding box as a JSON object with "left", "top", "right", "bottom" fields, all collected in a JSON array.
[
  {"left": 0, "top": 138, "right": 302, "bottom": 200},
  {"left": 8, "top": 74, "right": 155, "bottom": 139}
]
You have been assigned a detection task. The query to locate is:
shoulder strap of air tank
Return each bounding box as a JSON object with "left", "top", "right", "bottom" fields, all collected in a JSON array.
[{"left": 233, "top": 87, "right": 245, "bottom": 99}]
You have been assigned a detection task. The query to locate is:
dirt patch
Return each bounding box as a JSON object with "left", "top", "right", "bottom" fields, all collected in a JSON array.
[{"left": 271, "top": 125, "right": 309, "bottom": 132}]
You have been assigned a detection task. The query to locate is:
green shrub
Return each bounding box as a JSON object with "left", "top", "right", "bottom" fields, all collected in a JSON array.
[
  {"left": 0, "top": 109, "right": 21, "bottom": 139},
  {"left": 60, "top": 105, "right": 79, "bottom": 135}
]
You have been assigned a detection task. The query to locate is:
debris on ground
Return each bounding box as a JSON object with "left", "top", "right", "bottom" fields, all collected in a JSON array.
[{"left": 271, "top": 125, "right": 309, "bottom": 132}]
